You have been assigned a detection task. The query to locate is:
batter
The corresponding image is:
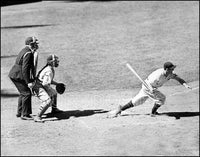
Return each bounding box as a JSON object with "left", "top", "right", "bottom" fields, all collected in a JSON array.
[{"left": 109, "top": 62, "right": 192, "bottom": 118}]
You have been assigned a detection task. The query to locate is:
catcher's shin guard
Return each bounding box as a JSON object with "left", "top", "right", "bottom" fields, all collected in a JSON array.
[
  {"left": 37, "top": 99, "right": 51, "bottom": 117},
  {"left": 121, "top": 100, "right": 134, "bottom": 111}
]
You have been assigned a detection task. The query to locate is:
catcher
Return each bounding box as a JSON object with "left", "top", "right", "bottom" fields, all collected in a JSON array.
[{"left": 32, "top": 54, "right": 66, "bottom": 123}]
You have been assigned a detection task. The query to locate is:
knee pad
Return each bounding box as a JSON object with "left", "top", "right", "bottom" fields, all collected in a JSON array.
[
  {"left": 38, "top": 101, "right": 51, "bottom": 117},
  {"left": 46, "top": 97, "right": 51, "bottom": 105}
]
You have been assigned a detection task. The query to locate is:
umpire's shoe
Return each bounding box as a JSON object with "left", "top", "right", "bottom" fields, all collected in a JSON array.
[
  {"left": 16, "top": 113, "right": 21, "bottom": 118},
  {"left": 21, "top": 115, "right": 33, "bottom": 120},
  {"left": 51, "top": 108, "right": 63, "bottom": 114}
]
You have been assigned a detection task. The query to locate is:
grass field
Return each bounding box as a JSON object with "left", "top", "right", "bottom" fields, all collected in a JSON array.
[
  {"left": 1, "top": 1, "right": 199, "bottom": 92},
  {"left": 1, "top": 1, "right": 199, "bottom": 156}
]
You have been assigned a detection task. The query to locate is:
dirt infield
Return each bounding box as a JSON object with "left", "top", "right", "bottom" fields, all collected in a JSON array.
[
  {"left": 1, "top": 81, "right": 199, "bottom": 156},
  {"left": 1, "top": 1, "right": 199, "bottom": 156}
]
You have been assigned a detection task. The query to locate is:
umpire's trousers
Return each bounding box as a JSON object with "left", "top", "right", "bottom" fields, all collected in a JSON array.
[{"left": 10, "top": 78, "right": 32, "bottom": 116}]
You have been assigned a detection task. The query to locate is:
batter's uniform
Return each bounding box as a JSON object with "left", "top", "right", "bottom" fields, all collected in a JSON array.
[
  {"left": 33, "top": 65, "right": 58, "bottom": 117},
  {"left": 110, "top": 62, "right": 191, "bottom": 118},
  {"left": 130, "top": 68, "right": 182, "bottom": 107}
]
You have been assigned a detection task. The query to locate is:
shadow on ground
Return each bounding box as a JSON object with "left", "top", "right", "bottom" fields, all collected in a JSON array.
[
  {"left": 1, "top": 24, "right": 55, "bottom": 29},
  {"left": 60, "top": 0, "right": 117, "bottom": 2},
  {"left": 159, "top": 111, "right": 200, "bottom": 119},
  {"left": 1, "top": 55, "right": 18, "bottom": 59},
  {"left": 1, "top": 90, "right": 19, "bottom": 98},
  {"left": 43, "top": 109, "right": 109, "bottom": 121},
  {"left": 122, "top": 111, "right": 200, "bottom": 119},
  {"left": 1, "top": 0, "right": 123, "bottom": 6},
  {"left": 1, "top": 0, "right": 41, "bottom": 6}
]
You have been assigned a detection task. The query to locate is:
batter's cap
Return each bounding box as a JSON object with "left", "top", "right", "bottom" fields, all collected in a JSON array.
[
  {"left": 25, "top": 36, "right": 39, "bottom": 45},
  {"left": 164, "top": 62, "right": 176, "bottom": 70}
]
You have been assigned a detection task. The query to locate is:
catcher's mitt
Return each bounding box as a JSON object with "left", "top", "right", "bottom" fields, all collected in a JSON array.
[{"left": 56, "top": 83, "right": 66, "bottom": 94}]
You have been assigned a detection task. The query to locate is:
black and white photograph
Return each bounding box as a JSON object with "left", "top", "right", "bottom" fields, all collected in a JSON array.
[{"left": 1, "top": 0, "right": 199, "bottom": 156}]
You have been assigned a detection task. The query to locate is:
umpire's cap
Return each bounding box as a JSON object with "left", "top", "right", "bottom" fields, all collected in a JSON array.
[
  {"left": 25, "top": 36, "right": 39, "bottom": 45},
  {"left": 164, "top": 62, "right": 176, "bottom": 70}
]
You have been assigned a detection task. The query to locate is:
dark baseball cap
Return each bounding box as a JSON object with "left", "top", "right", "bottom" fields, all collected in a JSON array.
[
  {"left": 25, "top": 36, "right": 39, "bottom": 45},
  {"left": 164, "top": 62, "right": 176, "bottom": 70}
]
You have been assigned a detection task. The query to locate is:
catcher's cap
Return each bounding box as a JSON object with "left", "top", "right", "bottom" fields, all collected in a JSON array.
[
  {"left": 25, "top": 36, "right": 39, "bottom": 45},
  {"left": 47, "top": 54, "right": 59, "bottom": 63},
  {"left": 164, "top": 62, "right": 176, "bottom": 70}
]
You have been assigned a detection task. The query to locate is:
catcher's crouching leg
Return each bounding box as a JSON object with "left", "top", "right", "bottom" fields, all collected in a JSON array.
[
  {"left": 34, "top": 98, "right": 51, "bottom": 123},
  {"left": 50, "top": 90, "right": 63, "bottom": 114}
]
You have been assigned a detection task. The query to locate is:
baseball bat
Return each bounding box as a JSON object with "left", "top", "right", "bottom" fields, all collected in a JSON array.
[{"left": 126, "top": 63, "right": 153, "bottom": 91}]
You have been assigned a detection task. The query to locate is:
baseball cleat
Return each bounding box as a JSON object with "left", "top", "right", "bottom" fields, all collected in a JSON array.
[
  {"left": 107, "top": 105, "right": 122, "bottom": 118},
  {"left": 20, "top": 115, "right": 33, "bottom": 120},
  {"left": 16, "top": 113, "right": 21, "bottom": 118},
  {"left": 34, "top": 116, "right": 44, "bottom": 123},
  {"left": 150, "top": 111, "right": 159, "bottom": 117}
]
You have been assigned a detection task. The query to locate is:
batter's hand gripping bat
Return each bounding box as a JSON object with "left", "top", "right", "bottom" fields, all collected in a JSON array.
[{"left": 126, "top": 63, "right": 153, "bottom": 92}]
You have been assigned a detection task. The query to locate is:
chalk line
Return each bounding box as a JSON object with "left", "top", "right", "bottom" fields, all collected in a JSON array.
[{"left": 169, "top": 86, "right": 199, "bottom": 96}]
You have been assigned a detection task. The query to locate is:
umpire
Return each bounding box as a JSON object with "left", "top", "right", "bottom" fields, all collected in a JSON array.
[{"left": 8, "top": 36, "right": 39, "bottom": 120}]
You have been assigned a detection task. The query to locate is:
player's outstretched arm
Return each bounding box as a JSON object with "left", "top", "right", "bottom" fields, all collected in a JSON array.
[
  {"left": 173, "top": 75, "right": 192, "bottom": 90},
  {"left": 51, "top": 80, "right": 59, "bottom": 86},
  {"left": 183, "top": 83, "right": 192, "bottom": 89}
]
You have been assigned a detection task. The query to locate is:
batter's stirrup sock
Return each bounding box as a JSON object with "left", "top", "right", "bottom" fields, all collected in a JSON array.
[
  {"left": 121, "top": 101, "right": 134, "bottom": 111},
  {"left": 151, "top": 103, "right": 160, "bottom": 114}
]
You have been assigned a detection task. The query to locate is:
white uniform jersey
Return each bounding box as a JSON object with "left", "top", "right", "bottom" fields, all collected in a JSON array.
[
  {"left": 33, "top": 51, "right": 38, "bottom": 77},
  {"left": 38, "top": 65, "right": 55, "bottom": 86},
  {"left": 145, "top": 68, "right": 177, "bottom": 88}
]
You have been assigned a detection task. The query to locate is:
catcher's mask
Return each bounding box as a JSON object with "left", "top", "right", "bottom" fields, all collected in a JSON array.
[{"left": 47, "top": 54, "right": 59, "bottom": 67}]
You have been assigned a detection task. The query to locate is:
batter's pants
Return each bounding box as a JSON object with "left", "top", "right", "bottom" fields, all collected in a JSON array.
[{"left": 131, "top": 85, "right": 166, "bottom": 106}]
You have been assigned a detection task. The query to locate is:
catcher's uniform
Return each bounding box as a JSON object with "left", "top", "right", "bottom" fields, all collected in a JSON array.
[
  {"left": 131, "top": 68, "right": 180, "bottom": 106},
  {"left": 33, "top": 65, "right": 58, "bottom": 113}
]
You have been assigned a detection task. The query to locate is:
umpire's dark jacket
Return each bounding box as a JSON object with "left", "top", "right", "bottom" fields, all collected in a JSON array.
[{"left": 9, "top": 46, "right": 35, "bottom": 84}]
